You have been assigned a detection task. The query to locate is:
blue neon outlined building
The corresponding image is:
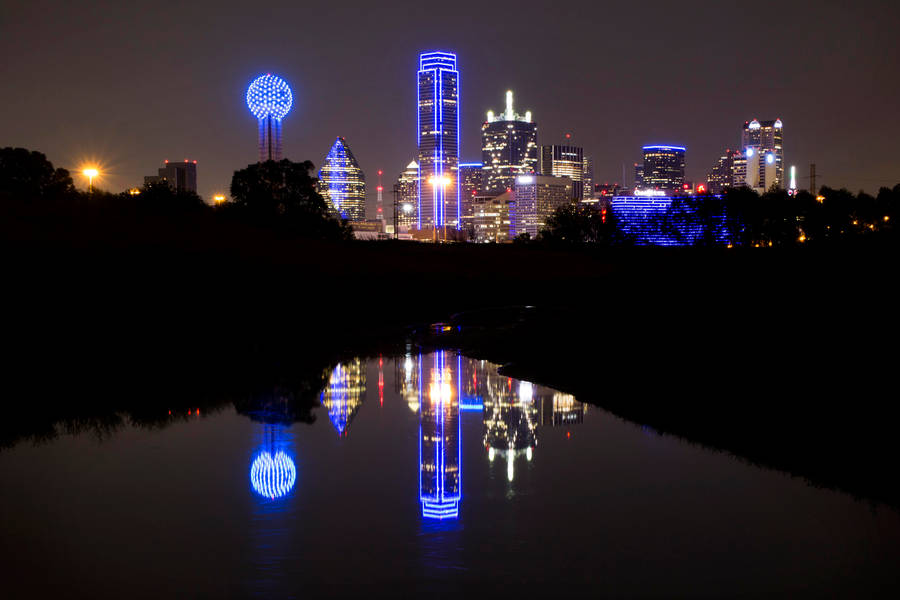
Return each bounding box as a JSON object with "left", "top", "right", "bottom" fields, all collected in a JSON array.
[
  {"left": 417, "top": 52, "right": 460, "bottom": 231},
  {"left": 418, "top": 351, "right": 462, "bottom": 519}
]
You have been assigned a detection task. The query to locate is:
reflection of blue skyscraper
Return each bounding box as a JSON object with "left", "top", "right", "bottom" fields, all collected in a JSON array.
[
  {"left": 320, "top": 360, "right": 366, "bottom": 436},
  {"left": 419, "top": 351, "right": 461, "bottom": 519},
  {"left": 417, "top": 52, "right": 460, "bottom": 231}
]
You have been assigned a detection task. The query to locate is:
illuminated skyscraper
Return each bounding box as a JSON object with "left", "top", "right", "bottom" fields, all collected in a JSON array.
[
  {"left": 539, "top": 144, "right": 584, "bottom": 200},
  {"left": 459, "top": 162, "right": 483, "bottom": 234},
  {"left": 319, "top": 360, "right": 367, "bottom": 436},
  {"left": 318, "top": 136, "right": 366, "bottom": 222},
  {"left": 511, "top": 175, "right": 574, "bottom": 238},
  {"left": 481, "top": 91, "right": 538, "bottom": 195},
  {"left": 419, "top": 351, "right": 461, "bottom": 519},
  {"left": 741, "top": 118, "right": 784, "bottom": 191},
  {"left": 471, "top": 192, "right": 513, "bottom": 243},
  {"left": 641, "top": 145, "right": 686, "bottom": 192},
  {"left": 706, "top": 149, "right": 739, "bottom": 194},
  {"left": 393, "top": 160, "right": 419, "bottom": 232},
  {"left": 582, "top": 156, "right": 594, "bottom": 201},
  {"left": 246, "top": 74, "right": 293, "bottom": 163},
  {"left": 417, "top": 52, "right": 460, "bottom": 232}
]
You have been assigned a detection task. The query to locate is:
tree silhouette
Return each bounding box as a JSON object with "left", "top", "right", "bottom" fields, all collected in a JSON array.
[
  {"left": 227, "top": 159, "right": 353, "bottom": 240},
  {"left": 0, "top": 147, "right": 76, "bottom": 201}
]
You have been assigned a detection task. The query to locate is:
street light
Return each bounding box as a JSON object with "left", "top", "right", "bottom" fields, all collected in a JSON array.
[
  {"left": 213, "top": 194, "right": 227, "bottom": 205},
  {"left": 82, "top": 168, "right": 99, "bottom": 193}
]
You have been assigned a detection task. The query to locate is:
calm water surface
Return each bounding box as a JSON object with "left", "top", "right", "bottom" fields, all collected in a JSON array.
[{"left": 2, "top": 352, "right": 899, "bottom": 598}]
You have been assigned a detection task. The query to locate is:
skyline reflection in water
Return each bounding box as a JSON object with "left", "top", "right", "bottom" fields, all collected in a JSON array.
[{"left": 2, "top": 353, "right": 899, "bottom": 598}]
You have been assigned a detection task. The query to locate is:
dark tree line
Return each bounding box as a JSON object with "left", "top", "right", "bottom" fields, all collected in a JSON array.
[{"left": 0, "top": 147, "right": 352, "bottom": 241}]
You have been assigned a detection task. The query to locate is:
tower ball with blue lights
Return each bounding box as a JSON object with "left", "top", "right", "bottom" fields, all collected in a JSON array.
[{"left": 246, "top": 74, "right": 293, "bottom": 163}]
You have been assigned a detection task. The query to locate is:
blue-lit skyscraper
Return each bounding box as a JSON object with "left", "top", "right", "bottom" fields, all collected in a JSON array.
[
  {"left": 318, "top": 137, "right": 367, "bottom": 222},
  {"left": 417, "top": 52, "right": 460, "bottom": 233}
]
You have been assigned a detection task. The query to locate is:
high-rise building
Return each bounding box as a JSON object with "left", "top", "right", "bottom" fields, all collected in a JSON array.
[
  {"left": 707, "top": 149, "right": 739, "bottom": 194},
  {"left": 481, "top": 91, "right": 538, "bottom": 195},
  {"left": 634, "top": 163, "right": 644, "bottom": 189},
  {"left": 582, "top": 156, "right": 594, "bottom": 200},
  {"left": 641, "top": 145, "right": 686, "bottom": 192},
  {"left": 472, "top": 192, "right": 513, "bottom": 243},
  {"left": 144, "top": 159, "right": 198, "bottom": 194},
  {"left": 419, "top": 351, "right": 461, "bottom": 519},
  {"left": 417, "top": 51, "right": 460, "bottom": 232},
  {"left": 318, "top": 136, "right": 366, "bottom": 222},
  {"left": 539, "top": 145, "right": 584, "bottom": 200},
  {"left": 510, "top": 175, "right": 574, "bottom": 238},
  {"left": 393, "top": 160, "right": 419, "bottom": 232},
  {"left": 741, "top": 118, "right": 784, "bottom": 191},
  {"left": 246, "top": 74, "right": 293, "bottom": 163},
  {"left": 459, "top": 162, "right": 483, "bottom": 234}
]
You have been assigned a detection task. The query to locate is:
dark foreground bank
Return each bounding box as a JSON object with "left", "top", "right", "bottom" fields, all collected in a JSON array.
[{"left": 3, "top": 210, "right": 900, "bottom": 508}]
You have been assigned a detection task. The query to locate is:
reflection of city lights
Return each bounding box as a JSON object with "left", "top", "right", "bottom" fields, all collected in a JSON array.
[
  {"left": 320, "top": 361, "right": 366, "bottom": 436},
  {"left": 420, "top": 351, "right": 460, "bottom": 520},
  {"left": 250, "top": 451, "right": 296, "bottom": 499},
  {"left": 519, "top": 381, "right": 533, "bottom": 403}
]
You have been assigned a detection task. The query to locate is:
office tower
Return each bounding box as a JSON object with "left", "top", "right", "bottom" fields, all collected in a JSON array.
[
  {"left": 393, "top": 160, "right": 419, "bottom": 231},
  {"left": 417, "top": 51, "right": 460, "bottom": 232},
  {"left": 246, "top": 73, "right": 293, "bottom": 162},
  {"left": 459, "top": 162, "right": 483, "bottom": 234},
  {"left": 510, "top": 175, "right": 574, "bottom": 238},
  {"left": 144, "top": 159, "right": 198, "bottom": 194},
  {"left": 419, "top": 351, "right": 461, "bottom": 519},
  {"left": 481, "top": 91, "right": 538, "bottom": 195},
  {"left": 472, "top": 192, "right": 513, "bottom": 243},
  {"left": 318, "top": 136, "right": 366, "bottom": 222},
  {"left": 634, "top": 163, "right": 644, "bottom": 189},
  {"left": 741, "top": 118, "right": 784, "bottom": 191},
  {"left": 582, "top": 156, "right": 594, "bottom": 200},
  {"left": 707, "top": 149, "right": 739, "bottom": 194},
  {"left": 539, "top": 144, "right": 584, "bottom": 200},
  {"left": 641, "top": 145, "right": 686, "bottom": 192},
  {"left": 319, "top": 360, "right": 367, "bottom": 437}
]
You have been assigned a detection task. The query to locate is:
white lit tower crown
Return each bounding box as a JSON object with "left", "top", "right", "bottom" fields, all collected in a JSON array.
[
  {"left": 481, "top": 90, "right": 537, "bottom": 195},
  {"left": 741, "top": 118, "right": 784, "bottom": 192},
  {"left": 247, "top": 74, "right": 293, "bottom": 163}
]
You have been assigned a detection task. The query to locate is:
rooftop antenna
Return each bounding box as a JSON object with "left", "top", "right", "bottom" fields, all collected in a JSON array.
[{"left": 377, "top": 170, "right": 384, "bottom": 222}]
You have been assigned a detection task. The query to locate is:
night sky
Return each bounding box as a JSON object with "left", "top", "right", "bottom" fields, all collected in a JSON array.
[{"left": 2, "top": 1, "right": 898, "bottom": 209}]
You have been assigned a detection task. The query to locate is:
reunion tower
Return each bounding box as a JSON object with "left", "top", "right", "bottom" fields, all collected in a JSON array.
[{"left": 246, "top": 73, "right": 293, "bottom": 162}]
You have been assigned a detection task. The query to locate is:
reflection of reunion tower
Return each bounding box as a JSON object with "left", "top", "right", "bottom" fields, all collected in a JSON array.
[{"left": 246, "top": 74, "right": 293, "bottom": 162}]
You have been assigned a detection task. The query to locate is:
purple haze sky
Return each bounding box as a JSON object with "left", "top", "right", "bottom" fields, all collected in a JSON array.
[{"left": 1, "top": 0, "right": 898, "bottom": 211}]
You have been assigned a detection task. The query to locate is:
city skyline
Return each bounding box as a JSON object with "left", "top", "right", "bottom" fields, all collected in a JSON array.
[{"left": 2, "top": 2, "right": 897, "bottom": 208}]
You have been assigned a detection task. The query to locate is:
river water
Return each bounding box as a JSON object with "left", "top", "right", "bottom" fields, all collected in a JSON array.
[{"left": 2, "top": 352, "right": 899, "bottom": 598}]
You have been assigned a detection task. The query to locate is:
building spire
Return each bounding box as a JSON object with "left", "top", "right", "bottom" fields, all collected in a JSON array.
[{"left": 505, "top": 90, "right": 513, "bottom": 120}]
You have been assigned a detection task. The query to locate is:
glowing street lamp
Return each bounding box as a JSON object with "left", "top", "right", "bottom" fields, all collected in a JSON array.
[
  {"left": 82, "top": 168, "right": 99, "bottom": 193},
  {"left": 213, "top": 193, "right": 227, "bottom": 205}
]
